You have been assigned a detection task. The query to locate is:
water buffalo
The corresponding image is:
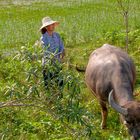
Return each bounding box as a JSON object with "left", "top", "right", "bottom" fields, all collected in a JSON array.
[{"left": 85, "top": 44, "right": 140, "bottom": 140}]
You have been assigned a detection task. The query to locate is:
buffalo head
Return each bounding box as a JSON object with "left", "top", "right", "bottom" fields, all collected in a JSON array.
[{"left": 109, "top": 91, "right": 140, "bottom": 140}]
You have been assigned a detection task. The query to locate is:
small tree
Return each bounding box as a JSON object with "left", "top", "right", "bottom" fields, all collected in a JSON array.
[
  {"left": 0, "top": 43, "right": 95, "bottom": 139},
  {"left": 117, "top": 0, "right": 130, "bottom": 52}
]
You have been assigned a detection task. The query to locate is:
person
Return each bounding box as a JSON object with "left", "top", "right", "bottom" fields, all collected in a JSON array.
[{"left": 40, "top": 16, "right": 65, "bottom": 89}]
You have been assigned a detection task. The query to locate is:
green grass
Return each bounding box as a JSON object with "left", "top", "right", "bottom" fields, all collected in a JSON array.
[
  {"left": 0, "top": 0, "right": 140, "bottom": 140},
  {"left": 0, "top": 0, "right": 140, "bottom": 50}
]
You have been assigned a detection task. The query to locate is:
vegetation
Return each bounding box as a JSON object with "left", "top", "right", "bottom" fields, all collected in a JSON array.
[{"left": 0, "top": 0, "right": 140, "bottom": 139}]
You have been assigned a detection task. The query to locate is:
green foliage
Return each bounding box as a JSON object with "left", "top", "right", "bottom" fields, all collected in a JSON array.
[
  {"left": 102, "top": 29, "right": 140, "bottom": 48},
  {"left": 0, "top": 43, "right": 97, "bottom": 139}
]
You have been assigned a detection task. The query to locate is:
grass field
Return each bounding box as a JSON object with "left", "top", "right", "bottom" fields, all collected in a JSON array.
[{"left": 0, "top": 0, "right": 140, "bottom": 139}]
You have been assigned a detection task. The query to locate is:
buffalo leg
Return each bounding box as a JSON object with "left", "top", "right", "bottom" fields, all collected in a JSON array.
[{"left": 100, "top": 100, "right": 108, "bottom": 129}]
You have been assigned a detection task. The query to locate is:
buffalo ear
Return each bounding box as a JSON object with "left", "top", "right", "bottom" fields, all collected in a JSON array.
[{"left": 108, "top": 90, "right": 128, "bottom": 116}]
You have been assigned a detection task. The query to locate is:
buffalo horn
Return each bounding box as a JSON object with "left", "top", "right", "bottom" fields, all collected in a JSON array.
[{"left": 108, "top": 90, "right": 128, "bottom": 116}]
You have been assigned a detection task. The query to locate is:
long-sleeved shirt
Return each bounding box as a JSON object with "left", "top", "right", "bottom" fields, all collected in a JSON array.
[{"left": 41, "top": 32, "right": 64, "bottom": 64}]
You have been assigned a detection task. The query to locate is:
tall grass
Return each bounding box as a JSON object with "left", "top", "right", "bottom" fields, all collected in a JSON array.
[{"left": 0, "top": 0, "right": 139, "bottom": 50}]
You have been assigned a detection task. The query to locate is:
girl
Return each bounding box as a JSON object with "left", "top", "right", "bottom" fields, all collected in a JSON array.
[{"left": 40, "top": 16, "right": 65, "bottom": 89}]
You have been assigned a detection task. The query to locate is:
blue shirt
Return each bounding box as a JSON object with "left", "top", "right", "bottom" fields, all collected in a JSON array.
[{"left": 41, "top": 32, "right": 64, "bottom": 64}]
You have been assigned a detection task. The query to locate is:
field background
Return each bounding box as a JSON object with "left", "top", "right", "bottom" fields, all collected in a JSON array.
[{"left": 0, "top": 0, "right": 140, "bottom": 140}]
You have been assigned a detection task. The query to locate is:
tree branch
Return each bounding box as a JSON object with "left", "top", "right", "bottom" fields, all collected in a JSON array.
[{"left": 0, "top": 102, "right": 41, "bottom": 108}]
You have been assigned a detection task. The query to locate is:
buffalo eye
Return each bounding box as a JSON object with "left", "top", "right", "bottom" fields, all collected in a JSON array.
[{"left": 126, "top": 120, "right": 135, "bottom": 127}]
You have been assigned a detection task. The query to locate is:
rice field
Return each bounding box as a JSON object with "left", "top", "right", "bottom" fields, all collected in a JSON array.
[
  {"left": 0, "top": 0, "right": 140, "bottom": 139},
  {"left": 0, "top": 0, "right": 139, "bottom": 50}
]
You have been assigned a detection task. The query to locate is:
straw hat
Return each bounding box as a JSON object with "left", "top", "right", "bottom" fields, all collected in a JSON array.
[{"left": 40, "top": 16, "right": 59, "bottom": 30}]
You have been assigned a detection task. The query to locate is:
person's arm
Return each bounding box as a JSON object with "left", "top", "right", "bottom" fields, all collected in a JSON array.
[
  {"left": 41, "top": 33, "right": 51, "bottom": 56},
  {"left": 41, "top": 33, "right": 48, "bottom": 48},
  {"left": 40, "top": 34, "right": 50, "bottom": 65}
]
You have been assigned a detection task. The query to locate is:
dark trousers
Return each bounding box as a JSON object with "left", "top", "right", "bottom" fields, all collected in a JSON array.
[{"left": 43, "top": 69, "right": 63, "bottom": 89}]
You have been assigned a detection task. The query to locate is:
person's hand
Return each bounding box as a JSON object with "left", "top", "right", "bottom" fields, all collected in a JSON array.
[
  {"left": 60, "top": 50, "right": 65, "bottom": 63},
  {"left": 61, "top": 50, "right": 65, "bottom": 59}
]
